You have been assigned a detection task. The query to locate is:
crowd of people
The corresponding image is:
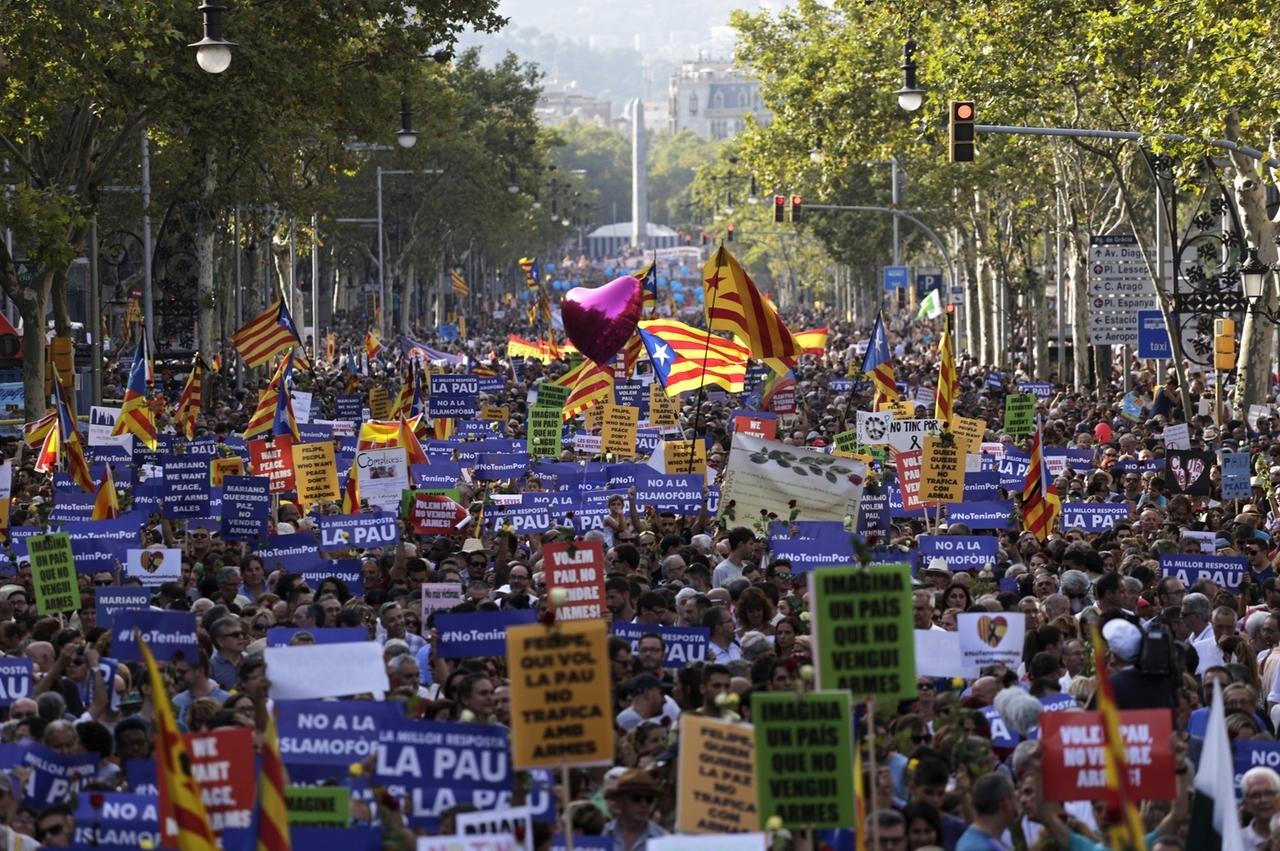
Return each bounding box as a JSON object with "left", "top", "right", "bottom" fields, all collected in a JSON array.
[{"left": 0, "top": 255, "right": 1278, "bottom": 851}]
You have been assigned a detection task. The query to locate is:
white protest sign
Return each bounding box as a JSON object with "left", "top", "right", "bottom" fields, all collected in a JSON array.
[
  {"left": 856, "top": 410, "right": 893, "bottom": 445},
  {"left": 354, "top": 446, "right": 409, "bottom": 512},
  {"left": 125, "top": 547, "right": 182, "bottom": 586},
  {"left": 913, "top": 628, "right": 964, "bottom": 678},
  {"left": 456, "top": 807, "right": 533, "bottom": 851},
  {"left": 956, "top": 612, "right": 1025, "bottom": 673},
  {"left": 886, "top": 418, "right": 942, "bottom": 454},
  {"left": 419, "top": 836, "right": 519, "bottom": 851},
  {"left": 1163, "top": 423, "right": 1190, "bottom": 450},
  {"left": 1249, "top": 404, "right": 1271, "bottom": 431},
  {"left": 1180, "top": 530, "right": 1216, "bottom": 554},
  {"left": 88, "top": 406, "right": 133, "bottom": 451},
  {"left": 265, "top": 642, "right": 389, "bottom": 700},
  {"left": 719, "top": 434, "right": 866, "bottom": 526},
  {"left": 291, "top": 390, "right": 313, "bottom": 424},
  {"left": 650, "top": 835, "right": 768, "bottom": 851}
]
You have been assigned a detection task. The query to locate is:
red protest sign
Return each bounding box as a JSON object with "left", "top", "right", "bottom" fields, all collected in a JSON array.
[
  {"left": 160, "top": 727, "right": 255, "bottom": 842},
  {"left": 1039, "top": 709, "right": 1174, "bottom": 801},
  {"left": 733, "top": 415, "right": 777, "bottom": 440},
  {"left": 247, "top": 436, "right": 296, "bottom": 494},
  {"left": 895, "top": 449, "right": 926, "bottom": 512},
  {"left": 543, "top": 539, "right": 607, "bottom": 620},
  {"left": 410, "top": 492, "right": 468, "bottom": 535}
]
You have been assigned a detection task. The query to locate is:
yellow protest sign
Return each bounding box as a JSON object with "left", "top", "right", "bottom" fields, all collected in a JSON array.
[
  {"left": 601, "top": 403, "right": 639, "bottom": 457},
  {"left": 210, "top": 457, "right": 245, "bottom": 487},
  {"left": 290, "top": 441, "right": 340, "bottom": 508},
  {"left": 663, "top": 439, "right": 707, "bottom": 473},
  {"left": 507, "top": 619, "right": 614, "bottom": 769},
  {"left": 920, "top": 435, "right": 965, "bottom": 503},
  {"left": 649, "top": 383, "right": 680, "bottom": 427},
  {"left": 369, "top": 386, "right": 390, "bottom": 420},
  {"left": 677, "top": 714, "right": 760, "bottom": 833},
  {"left": 480, "top": 405, "right": 510, "bottom": 422},
  {"left": 877, "top": 400, "right": 915, "bottom": 419},
  {"left": 950, "top": 415, "right": 986, "bottom": 456},
  {"left": 583, "top": 406, "right": 603, "bottom": 433}
]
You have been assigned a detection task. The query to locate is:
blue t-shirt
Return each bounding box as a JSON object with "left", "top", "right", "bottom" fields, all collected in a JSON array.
[{"left": 956, "top": 825, "right": 1008, "bottom": 851}]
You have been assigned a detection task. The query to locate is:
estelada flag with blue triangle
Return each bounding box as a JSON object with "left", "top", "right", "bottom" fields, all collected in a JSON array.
[
  {"left": 112, "top": 335, "right": 158, "bottom": 449},
  {"left": 53, "top": 373, "right": 94, "bottom": 492},
  {"left": 861, "top": 313, "right": 898, "bottom": 403}
]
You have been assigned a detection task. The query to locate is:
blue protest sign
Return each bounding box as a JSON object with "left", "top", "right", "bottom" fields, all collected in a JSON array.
[
  {"left": 1221, "top": 451, "right": 1253, "bottom": 500},
  {"left": 1137, "top": 310, "right": 1171, "bottom": 359},
  {"left": 962, "top": 471, "right": 1002, "bottom": 501},
  {"left": 1114, "top": 459, "right": 1163, "bottom": 474},
  {"left": 72, "top": 792, "right": 161, "bottom": 849},
  {"left": 945, "top": 501, "right": 1014, "bottom": 530},
  {"left": 22, "top": 743, "right": 98, "bottom": 808},
  {"left": 474, "top": 452, "right": 531, "bottom": 482},
  {"left": 1045, "top": 448, "right": 1095, "bottom": 475},
  {"left": 161, "top": 453, "right": 212, "bottom": 518},
  {"left": 883, "top": 266, "right": 910, "bottom": 291},
  {"left": 6, "top": 525, "right": 41, "bottom": 558},
  {"left": 252, "top": 533, "right": 320, "bottom": 572},
  {"left": 1060, "top": 503, "right": 1131, "bottom": 533},
  {"left": 0, "top": 657, "right": 33, "bottom": 707},
  {"left": 298, "top": 422, "right": 335, "bottom": 443},
  {"left": 432, "top": 375, "right": 479, "bottom": 396},
  {"left": 61, "top": 512, "right": 146, "bottom": 574},
  {"left": 411, "top": 462, "right": 463, "bottom": 489},
  {"left": 434, "top": 610, "right": 539, "bottom": 658},
  {"left": 294, "top": 559, "right": 364, "bottom": 597},
  {"left": 986, "top": 372, "right": 1005, "bottom": 392},
  {"left": 634, "top": 473, "right": 703, "bottom": 514},
  {"left": 335, "top": 395, "right": 363, "bottom": 423},
  {"left": 111, "top": 610, "right": 198, "bottom": 662},
  {"left": 477, "top": 376, "right": 504, "bottom": 394},
  {"left": 221, "top": 475, "right": 271, "bottom": 542},
  {"left": 426, "top": 439, "right": 460, "bottom": 459},
  {"left": 635, "top": 429, "right": 663, "bottom": 457},
  {"left": 457, "top": 420, "right": 498, "bottom": 437},
  {"left": 374, "top": 719, "right": 511, "bottom": 791},
  {"left": 291, "top": 826, "right": 384, "bottom": 851},
  {"left": 1235, "top": 740, "right": 1280, "bottom": 798},
  {"left": 885, "top": 482, "right": 927, "bottom": 519},
  {"left": 49, "top": 490, "right": 95, "bottom": 523},
  {"left": 768, "top": 522, "right": 853, "bottom": 573},
  {"left": 276, "top": 700, "right": 403, "bottom": 766},
  {"left": 1159, "top": 553, "right": 1247, "bottom": 591},
  {"left": 614, "top": 380, "right": 647, "bottom": 411},
  {"left": 1017, "top": 382, "right": 1054, "bottom": 400},
  {"left": 489, "top": 498, "right": 552, "bottom": 536},
  {"left": 919, "top": 535, "right": 998, "bottom": 571},
  {"left": 428, "top": 394, "right": 477, "bottom": 418},
  {"left": 611, "top": 623, "right": 709, "bottom": 669},
  {"left": 94, "top": 587, "right": 151, "bottom": 629},
  {"left": 267, "top": 627, "right": 369, "bottom": 646},
  {"left": 603, "top": 463, "right": 650, "bottom": 490},
  {"left": 980, "top": 704, "right": 1021, "bottom": 748},
  {"left": 317, "top": 512, "right": 400, "bottom": 552},
  {"left": 997, "top": 451, "right": 1031, "bottom": 491},
  {"left": 1040, "top": 694, "right": 1077, "bottom": 713},
  {"left": 856, "top": 494, "right": 890, "bottom": 536}
]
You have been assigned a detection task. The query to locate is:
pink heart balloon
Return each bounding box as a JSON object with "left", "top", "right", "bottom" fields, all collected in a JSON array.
[{"left": 562, "top": 275, "right": 644, "bottom": 365}]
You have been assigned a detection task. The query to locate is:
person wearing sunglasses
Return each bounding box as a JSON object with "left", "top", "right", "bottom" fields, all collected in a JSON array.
[
  {"left": 765, "top": 559, "right": 794, "bottom": 594},
  {"left": 34, "top": 803, "right": 74, "bottom": 849},
  {"left": 602, "top": 769, "right": 667, "bottom": 851}
]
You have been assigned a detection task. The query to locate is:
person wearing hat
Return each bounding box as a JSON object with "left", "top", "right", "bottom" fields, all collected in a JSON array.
[
  {"left": 615, "top": 673, "right": 680, "bottom": 732},
  {"left": 1087, "top": 617, "right": 1174, "bottom": 712},
  {"left": 602, "top": 769, "right": 667, "bottom": 851}
]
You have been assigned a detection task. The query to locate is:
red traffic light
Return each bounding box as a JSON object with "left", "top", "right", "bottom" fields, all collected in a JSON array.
[
  {"left": 773, "top": 195, "right": 786, "bottom": 223},
  {"left": 954, "top": 102, "right": 974, "bottom": 121}
]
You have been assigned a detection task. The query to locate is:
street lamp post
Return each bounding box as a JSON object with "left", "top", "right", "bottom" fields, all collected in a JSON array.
[
  {"left": 377, "top": 168, "right": 414, "bottom": 338},
  {"left": 190, "top": 2, "right": 235, "bottom": 74},
  {"left": 893, "top": 39, "right": 925, "bottom": 113}
]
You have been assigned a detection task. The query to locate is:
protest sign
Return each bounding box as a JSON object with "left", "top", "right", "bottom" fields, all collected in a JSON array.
[
  {"left": 663, "top": 439, "right": 707, "bottom": 473},
  {"left": 162, "top": 453, "right": 212, "bottom": 518},
  {"left": 996, "top": 450, "right": 1031, "bottom": 491},
  {"left": 355, "top": 446, "right": 410, "bottom": 512},
  {"left": 286, "top": 787, "right": 349, "bottom": 827},
  {"left": 292, "top": 440, "right": 340, "bottom": 507},
  {"left": 421, "top": 582, "right": 464, "bottom": 622},
  {"left": 956, "top": 612, "right": 1025, "bottom": 672},
  {"left": 809, "top": 564, "right": 914, "bottom": 701},
  {"left": 945, "top": 501, "right": 1014, "bottom": 530},
  {"left": 1060, "top": 503, "right": 1131, "bottom": 533},
  {"left": 527, "top": 406, "right": 562, "bottom": 459},
  {"left": 1221, "top": 451, "right": 1253, "bottom": 500},
  {"left": 1163, "top": 449, "right": 1214, "bottom": 495},
  {"left": 856, "top": 410, "right": 892, "bottom": 445},
  {"left": 369, "top": 386, "right": 390, "bottom": 419},
  {"left": 507, "top": 620, "right": 614, "bottom": 769},
  {"left": 914, "top": 629, "right": 963, "bottom": 678},
  {"left": 635, "top": 472, "right": 704, "bottom": 514},
  {"left": 0, "top": 462, "right": 9, "bottom": 529},
  {"left": 1159, "top": 553, "right": 1247, "bottom": 591},
  {"left": 650, "top": 383, "right": 680, "bottom": 426},
  {"left": 336, "top": 394, "right": 363, "bottom": 423},
  {"left": 1162, "top": 422, "right": 1190, "bottom": 449},
  {"left": 276, "top": 700, "right": 401, "bottom": 766},
  {"left": 543, "top": 540, "right": 607, "bottom": 621},
  {"left": 375, "top": 718, "right": 511, "bottom": 798},
  {"left": 210, "top": 456, "right": 245, "bottom": 486},
  {"left": 920, "top": 436, "right": 965, "bottom": 503},
  {"left": 161, "top": 727, "right": 255, "bottom": 840},
  {"left": 601, "top": 403, "right": 639, "bottom": 457},
  {"left": 733, "top": 413, "right": 778, "bottom": 440},
  {"left": 457, "top": 809, "right": 533, "bottom": 851},
  {"left": 612, "top": 623, "right": 709, "bottom": 669},
  {"left": 21, "top": 743, "right": 97, "bottom": 808},
  {"left": 474, "top": 452, "right": 531, "bottom": 482},
  {"left": 677, "top": 714, "right": 759, "bottom": 833},
  {"left": 408, "top": 492, "right": 469, "bottom": 535},
  {"left": 264, "top": 642, "right": 390, "bottom": 700},
  {"left": 267, "top": 627, "right": 368, "bottom": 647},
  {"left": 220, "top": 475, "right": 271, "bottom": 541},
  {"left": 885, "top": 418, "right": 942, "bottom": 453},
  {"left": 0, "top": 657, "right": 33, "bottom": 707},
  {"left": 950, "top": 414, "right": 986, "bottom": 455},
  {"left": 754, "top": 691, "right": 855, "bottom": 828},
  {"left": 124, "top": 547, "right": 182, "bottom": 586},
  {"left": 28, "top": 533, "right": 78, "bottom": 614},
  {"left": 252, "top": 533, "right": 320, "bottom": 572},
  {"left": 317, "top": 511, "right": 399, "bottom": 552},
  {"left": 247, "top": 436, "right": 296, "bottom": 494},
  {"left": 768, "top": 522, "right": 854, "bottom": 573},
  {"left": 436, "top": 610, "right": 539, "bottom": 659},
  {"left": 111, "top": 610, "right": 198, "bottom": 662},
  {"left": 536, "top": 381, "right": 572, "bottom": 410},
  {"left": 1235, "top": 741, "right": 1280, "bottom": 798},
  {"left": 651, "top": 837, "right": 766, "bottom": 851},
  {"left": 95, "top": 586, "right": 151, "bottom": 629},
  {"left": 918, "top": 535, "right": 998, "bottom": 572},
  {"left": 73, "top": 792, "right": 161, "bottom": 849},
  {"left": 1004, "top": 393, "right": 1035, "bottom": 435},
  {"left": 895, "top": 449, "right": 926, "bottom": 512},
  {"left": 1039, "top": 710, "right": 1174, "bottom": 801},
  {"left": 720, "top": 435, "right": 866, "bottom": 526}
]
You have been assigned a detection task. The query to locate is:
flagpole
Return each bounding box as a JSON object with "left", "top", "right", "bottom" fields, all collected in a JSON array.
[{"left": 689, "top": 245, "right": 724, "bottom": 475}]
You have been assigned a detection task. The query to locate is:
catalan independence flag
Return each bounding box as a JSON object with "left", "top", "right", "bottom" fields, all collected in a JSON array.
[
  {"left": 271, "top": 369, "right": 300, "bottom": 441},
  {"left": 364, "top": 330, "right": 383, "bottom": 361},
  {"left": 637, "top": 319, "right": 750, "bottom": 397},
  {"left": 635, "top": 259, "right": 657, "bottom": 316},
  {"left": 1022, "top": 417, "right": 1060, "bottom": 541},
  {"left": 139, "top": 638, "right": 219, "bottom": 851},
  {"left": 935, "top": 311, "right": 957, "bottom": 424},
  {"left": 53, "top": 374, "right": 93, "bottom": 492},
  {"left": 112, "top": 337, "right": 158, "bottom": 449},
  {"left": 557, "top": 358, "right": 615, "bottom": 422},
  {"left": 174, "top": 356, "right": 204, "bottom": 441},
  {"left": 246, "top": 712, "right": 292, "bottom": 851},
  {"left": 702, "top": 245, "right": 800, "bottom": 361},
  {"left": 1090, "top": 624, "right": 1149, "bottom": 851},
  {"left": 231, "top": 299, "right": 304, "bottom": 368},
  {"left": 243, "top": 356, "right": 291, "bottom": 440},
  {"left": 24, "top": 411, "right": 57, "bottom": 449},
  {"left": 342, "top": 466, "right": 361, "bottom": 514},
  {"left": 451, "top": 270, "right": 470, "bottom": 297},
  {"left": 861, "top": 314, "right": 898, "bottom": 404},
  {"left": 519, "top": 257, "right": 540, "bottom": 289}
]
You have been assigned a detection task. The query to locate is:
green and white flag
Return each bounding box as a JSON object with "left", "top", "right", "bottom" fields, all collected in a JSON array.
[
  {"left": 1187, "top": 681, "right": 1244, "bottom": 851},
  {"left": 915, "top": 289, "right": 942, "bottom": 321}
]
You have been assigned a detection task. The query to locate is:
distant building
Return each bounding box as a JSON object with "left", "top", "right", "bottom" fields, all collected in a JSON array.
[
  {"left": 535, "top": 90, "right": 613, "bottom": 129},
  {"left": 667, "top": 60, "right": 770, "bottom": 139},
  {"left": 586, "top": 223, "right": 680, "bottom": 259}
]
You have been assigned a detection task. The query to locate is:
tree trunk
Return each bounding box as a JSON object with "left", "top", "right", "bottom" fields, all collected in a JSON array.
[
  {"left": 195, "top": 151, "right": 218, "bottom": 358},
  {"left": 400, "top": 260, "right": 414, "bottom": 337},
  {"left": 51, "top": 267, "right": 71, "bottom": 337},
  {"left": 1230, "top": 167, "right": 1279, "bottom": 416},
  {"left": 14, "top": 273, "right": 51, "bottom": 422}
]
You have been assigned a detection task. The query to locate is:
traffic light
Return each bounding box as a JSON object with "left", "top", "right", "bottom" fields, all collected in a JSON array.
[
  {"left": 1214, "top": 317, "right": 1237, "bottom": 370},
  {"left": 700, "top": 232, "right": 708, "bottom": 246},
  {"left": 773, "top": 195, "right": 786, "bottom": 223},
  {"left": 949, "top": 100, "right": 976, "bottom": 163},
  {"left": 790, "top": 195, "right": 803, "bottom": 222},
  {"left": 726, "top": 224, "right": 736, "bottom": 242}
]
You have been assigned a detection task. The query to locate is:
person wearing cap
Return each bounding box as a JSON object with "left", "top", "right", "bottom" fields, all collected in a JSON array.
[
  {"left": 1087, "top": 617, "right": 1174, "bottom": 711},
  {"left": 615, "top": 673, "right": 680, "bottom": 732},
  {"left": 601, "top": 769, "right": 667, "bottom": 851}
]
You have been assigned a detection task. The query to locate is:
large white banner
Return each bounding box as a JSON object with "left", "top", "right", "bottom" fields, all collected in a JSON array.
[{"left": 719, "top": 435, "right": 866, "bottom": 527}]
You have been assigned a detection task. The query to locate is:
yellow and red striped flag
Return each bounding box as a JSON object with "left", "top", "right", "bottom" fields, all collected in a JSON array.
[
  {"left": 434, "top": 417, "right": 456, "bottom": 440},
  {"left": 702, "top": 245, "right": 800, "bottom": 361},
  {"left": 112, "top": 336, "right": 158, "bottom": 450},
  {"left": 243, "top": 356, "right": 291, "bottom": 439},
  {"left": 91, "top": 464, "right": 120, "bottom": 520},
  {"left": 861, "top": 314, "right": 898, "bottom": 404},
  {"left": 557, "top": 359, "right": 615, "bottom": 422},
  {"left": 794, "top": 327, "right": 828, "bottom": 356},
  {"left": 231, "top": 299, "right": 304, "bottom": 368},
  {"left": 249, "top": 712, "right": 292, "bottom": 851},
  {"left": 637, "top": 319, "right": 750, "bottom": 397},
  {"left": 399, "top": 414, "right": 429, "bottom": 466},
  {"left": 24, "top": 411, "right": 57, "bottom": 449},
  {"left": 139, "top": 637, "right": 219, "bottom": 851},
  {"left": 1022, "top": 418, "right": 1060, "bottom": 541},
  {"left": 342, "top": 466, "right": 361, "bottom": 514},
  {"left": 451, "top": 270, "right": 470, "bottom": 297},
  {"left": 935, "top": 311, "right": 957, "bottom": 423},
  {"left": 53, "top": 374, "right": 93, "bottom": 492},
  {"left": 1091, "top": 624, "right": 1148, "bottom": 851},
  {"left": 34, "top": 421, "right": 59, "bottom": 474},
  {"left": 174, "top": 356, "right": 204, "bottom": 441}
]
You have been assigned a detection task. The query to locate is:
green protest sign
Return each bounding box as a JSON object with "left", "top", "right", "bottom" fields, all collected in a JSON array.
[
  {"left": 1004, "top": 392, "right": 1036, "bottom": 435},
  {"left": 536, "top": 382, "right": 571, "bottom": 410},
  {"left": 754, "top": 691, "right": 856, "bottom": 828},
  {"left": 28, "top": 532, "right": 78, "bottom": 614},
  {"left": 527, "top": 404, "right": 563, "bottom": 458},
  {"left": 808, "top": 564, "right": 915, "bottom": 701},
  {"left": 285, "top": 786, "right": 349, "bottom": 827}
]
